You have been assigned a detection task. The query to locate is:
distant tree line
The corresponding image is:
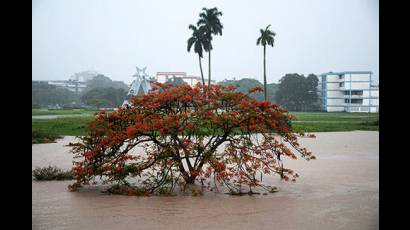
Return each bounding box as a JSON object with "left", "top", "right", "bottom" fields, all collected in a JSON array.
[
  {"left": 32, "top": 74, "right": 129, "bottom": 108},
  {"left": 33, "top": 73, "right": 321, "bottom": 111},
  {"left": 217, "top": 74, "right": 321, "bottom": 112},
  {"left": 32, "top": 82, "right": 77, "bottom": 107}
]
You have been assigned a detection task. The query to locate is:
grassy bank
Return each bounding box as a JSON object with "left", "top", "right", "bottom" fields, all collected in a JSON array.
[
  {"left": 290, "top": 112, "right": 378, "bottom": 132},
  {"left": 32, "top": 129, "right": 63, "bottom": 144},
  {"left": 32, "top": 108, "right": 97, "bottom": 116},
  {"left": 32, "top": 110, "right": 378, "bottom": 137},
  {"left": 291, "top": 112, "right": 378, "bottom": 122},
  {"left": 32, "top": 117, "right": 93, "bottom": 136}
]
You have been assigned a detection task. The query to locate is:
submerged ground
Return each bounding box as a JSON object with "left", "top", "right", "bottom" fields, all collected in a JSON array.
[{"left": 32, "top": 131, "right": 378, "bottom": 230}]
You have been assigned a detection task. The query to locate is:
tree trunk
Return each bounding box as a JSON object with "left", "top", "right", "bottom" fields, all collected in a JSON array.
[
  {"left": 199, "top": 55, "right": 205, "bottom": 86},
  {"left": 185, "top": 175, "right": 197, "bottom": 184},
  {"left": 263, "top": 45, "right": 267, "bottom": 101},
  {"left": 208, "top": 50, "right": 211, "bottom": 86}
]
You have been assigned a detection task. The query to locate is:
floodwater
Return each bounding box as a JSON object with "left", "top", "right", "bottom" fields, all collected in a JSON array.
[{"left": 32, "top": 131, "right": 379, "bottom": 230}]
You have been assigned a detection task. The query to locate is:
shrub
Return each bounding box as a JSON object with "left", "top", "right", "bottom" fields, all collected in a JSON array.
[
  {"left": 32, "top": 166, "right": 73, "bottom": 180},
  {"left": 32, "top": 129, "right": 62, "bottom": 144},
  {"left": 68, "top": 83, "right": 315, "bottom": 195}
]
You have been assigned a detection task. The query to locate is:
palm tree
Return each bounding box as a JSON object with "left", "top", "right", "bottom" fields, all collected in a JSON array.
[
  {"left": 257, "top": 24, "right": 276, "bottom": 101},
  {"left": 187, "top": 24, "right": 207, "bottom": 86},
  {"left": 197, "top": 7, "right": 223, "bottom": 86}
]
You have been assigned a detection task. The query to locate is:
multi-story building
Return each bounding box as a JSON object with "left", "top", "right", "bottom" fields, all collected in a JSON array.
[
  {"left": 318, "top": 71, "right": 379, "bottom": 113},
  {"left": 156, "top": 72, "right": 215, "bottom": 86}
]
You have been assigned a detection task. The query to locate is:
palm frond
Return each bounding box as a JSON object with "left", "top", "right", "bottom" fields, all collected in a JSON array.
[
  {"left": 187, "top": 37, "right": 196, "bottom": 52},
  {"left": 188, "top": 24, "right": 197, "bottom": 31},
  {"left": 267, "top": 30, "right": 276, "bottom": 36},
  {"left": 197, "top": 18, "right": 207, "bottom": 26},
  {"left": 256, "top": 37, "right": 262, "bottom": 45},
  {"left": 195, "top": 42, "right": 203, "bottom": 58}
]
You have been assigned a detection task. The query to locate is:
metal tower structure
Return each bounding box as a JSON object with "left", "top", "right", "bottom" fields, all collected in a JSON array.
[{"left": 122, "top": 66, "right": 152, "bottom": 106}]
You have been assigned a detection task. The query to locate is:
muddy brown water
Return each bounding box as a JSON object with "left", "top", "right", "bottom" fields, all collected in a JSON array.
[{"left": 32, "top": 131, "right": 378, "bottom": 230}]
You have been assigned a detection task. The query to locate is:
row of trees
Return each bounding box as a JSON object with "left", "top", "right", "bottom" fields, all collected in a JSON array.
[
  {"left": 80, "top": 87, "right": 127, "bottom": 108},
  {"left": 32, "top": 75, "right": 128, "bottom": 108},
  {"left": 187, "top": 8, "right": 276, "bottom": 101},
  {"left": 166, "top": 74, "right": 320, "bottom": 112},
  {"left": 32, "top": 82, "right": 77, "bottom": 107},
  {"left": 276, "top": 74, "right": 320, "bottom": 112}
]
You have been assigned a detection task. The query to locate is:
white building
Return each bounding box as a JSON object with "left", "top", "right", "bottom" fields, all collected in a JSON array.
[
  {"left": 47, "top": 80, "right": 87, "bottom": 92},
  {"left": 318, "top": 71, "right": 379, "bottom": 113},
  {"left": 156, "top": 72, "right": 215, "bottom": 86},
  {"left": 44, "top": 71, "right": 100, "bottom": 93}
]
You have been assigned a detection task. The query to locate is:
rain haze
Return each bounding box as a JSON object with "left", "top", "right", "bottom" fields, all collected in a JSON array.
[{"left": 32, "top": 0, "right": 379, "bottom": 85}]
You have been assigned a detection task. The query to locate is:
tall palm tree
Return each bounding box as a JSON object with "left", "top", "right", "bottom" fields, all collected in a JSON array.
[
  {"left": 257, "top": 24, "right": 276, "bottom": 101},
  {"left": 197, "top": 7, "right": 223, "bottom": 86},
  {"left": 187, "top": 24, "right": 207, "bottom": 86}
]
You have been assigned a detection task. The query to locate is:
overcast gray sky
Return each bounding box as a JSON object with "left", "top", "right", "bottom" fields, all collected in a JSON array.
[{"left": 32, "top": 0, "right": 379, "bottom": 85}]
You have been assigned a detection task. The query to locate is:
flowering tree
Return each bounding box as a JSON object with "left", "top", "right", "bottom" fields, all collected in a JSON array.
[{"left": 69, "top": 83, "right": 315, "bottom": 195}]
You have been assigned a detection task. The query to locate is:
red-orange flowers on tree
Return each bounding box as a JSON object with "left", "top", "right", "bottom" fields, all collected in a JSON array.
[{"left": 68, "top": 83, "right": 315, "bottom": 195}]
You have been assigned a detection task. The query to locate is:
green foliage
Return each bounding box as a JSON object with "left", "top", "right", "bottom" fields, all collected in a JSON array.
[
  {"left": 32, "top": 166, "right": 73, "bottom": 180},
  {"left": 32, "top": 117, "right": 93, "bottom": 136},
  {"left": 32, "top": 129, "right": 62, "bottom": 144},
  {"left": 187, "top": 24, "right": 208, "bottom": 85},
  {"left": 257, "top": 24, "right": 276, "bottom": 100},
  {"left": 256, "top": 25, "right": 276, "bottom": 47},
  {"left": 85, "top": 74, "right": 129, "bottom": 91},
  {"left": 275, "top": 74, "right": 320, "bottom": 112},
  {"left": 32, "top": 82, "right": 77, "bottom": 106},
  {"left": 32, "top": 75, "right": 129, "bottom": 107},
  {"left": 196, "top": 7, "right": 223, "bottom": 86},
  {"left": 218, "top": 78, "right": 278, "bottom": 102},
  {"left": 187, "top": 24, "right": 208, "bottom": 58},
  {"left": 197, "top": 7, "right": 224, "bottom": 45},
  {"left": 87, "top": 99, "right": 112, "bottom": 108},
  {"left": 165, "top": 77, "right": 188, "bottom": 87},
  {"left": 81, "top": 87, "right": 127, "bottom": 108}
]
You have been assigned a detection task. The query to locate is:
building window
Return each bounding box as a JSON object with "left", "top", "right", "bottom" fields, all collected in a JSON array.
[
  {"left": 345, "top": 99, "right": 363, "bottom": 104},
  {"left": 351, "top": 90, "right": 363, "bottom": 96},
  {"left": 351, "top": 99, "right": 363, "bottom": 104}
]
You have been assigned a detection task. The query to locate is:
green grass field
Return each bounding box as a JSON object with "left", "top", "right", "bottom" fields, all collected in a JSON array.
[
  {"left": 32, "top": 117, "right": 93, "bottom": 136},
  {"left": 32, "top": 110, "right": 378, "bottom": 136},
  {"left": 32, "top": 108, "right": 97, "bottom": 116}
]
